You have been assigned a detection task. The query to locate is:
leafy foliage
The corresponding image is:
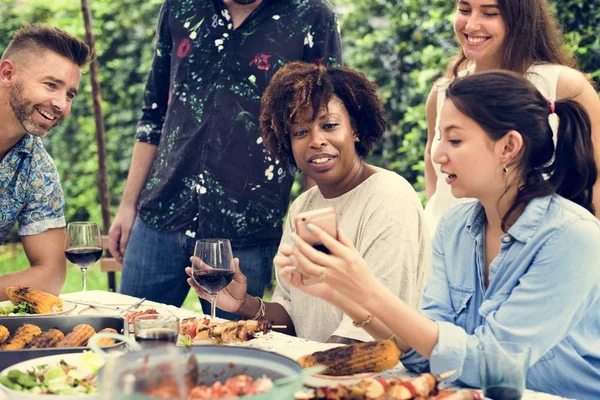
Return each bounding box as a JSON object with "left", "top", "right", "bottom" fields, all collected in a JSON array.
[
  {"left": 0, "top": 0, "right": 163, "bottom": 228},
  {"left": 0, "top": 0, "right": 597, "bottom": 226}
]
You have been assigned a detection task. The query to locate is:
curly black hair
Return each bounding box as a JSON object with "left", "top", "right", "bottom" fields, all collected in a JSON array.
[{"left": 259, "top": 61, "right": 386, "bottom": 166}]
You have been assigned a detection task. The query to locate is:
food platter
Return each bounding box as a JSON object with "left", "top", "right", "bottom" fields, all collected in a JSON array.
[
  {"left": 0, "top": 315, "right": 128, "bottom": 370},
  {"left": 0, "top": 300, "right": 77, "bottom": 318}
]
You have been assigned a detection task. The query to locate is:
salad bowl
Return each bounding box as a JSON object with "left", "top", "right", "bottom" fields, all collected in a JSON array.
[{"left": 0, "top": 352, "right": 103, "bottom": 400}]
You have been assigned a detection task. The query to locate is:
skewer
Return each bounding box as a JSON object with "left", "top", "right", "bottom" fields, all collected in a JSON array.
[
  {"left": 437, "top": 369, "right": 457, "bottom": 381},
  {"left": 270, "top": 325, "right": 287, "bottom": 329}
]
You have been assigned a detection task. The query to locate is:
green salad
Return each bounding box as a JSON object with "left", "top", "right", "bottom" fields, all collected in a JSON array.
[
  {"left": 0, "top": 351, "right": 104, "bottom": 395},
  {"left": 0, "top": 302, "right": 33, "bottom": 316}
]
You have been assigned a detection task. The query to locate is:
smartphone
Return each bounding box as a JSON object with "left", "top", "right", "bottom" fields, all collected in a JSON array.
[{"left": 294, "top": 207, "right": 337, "bottom": 255}]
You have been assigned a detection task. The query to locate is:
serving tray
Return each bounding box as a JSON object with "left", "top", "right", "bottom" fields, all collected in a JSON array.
[{"left": 0, "top": 315, "right": 128, "bottom": 370}]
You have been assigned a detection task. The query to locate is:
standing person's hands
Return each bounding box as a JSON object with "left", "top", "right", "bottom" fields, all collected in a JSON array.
[
  {"left": 185, "top": 257, "right": 247, "bottom": 313},
  {"left": 108, "top": 205, "right": 137, "bottom": 264},
  {"left": 290, "top": 226, "right": 379, "bottom": 302}
]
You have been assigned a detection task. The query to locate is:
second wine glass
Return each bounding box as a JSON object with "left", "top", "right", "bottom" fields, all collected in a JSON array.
[
  {"left": 191, "top": 239, "right": 235, "bottom": 320},
  {"left": 65, "top": 222, "right": 102, "bottom": 292}
]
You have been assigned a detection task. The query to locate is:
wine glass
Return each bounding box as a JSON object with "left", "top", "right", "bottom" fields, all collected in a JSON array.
[
  {"left": 191, "top": 239, "right": 235, "bottom": 321},
  {"left": 65, "top": 222, "right": 102, "bottom": 292}
]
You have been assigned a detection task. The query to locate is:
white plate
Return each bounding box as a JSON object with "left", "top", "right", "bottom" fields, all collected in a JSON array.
[
  {"left": 0, "top": 300, "right": 77, "bottom": 318},
  {"left": 303, "top": 371, "right": 377, "bottom": 387},
  {"left": 0, "top": 353, "right": 101, "bottom": 400},
  {"left": 77, "top": 303, "right": 174, "bottom": 323}
]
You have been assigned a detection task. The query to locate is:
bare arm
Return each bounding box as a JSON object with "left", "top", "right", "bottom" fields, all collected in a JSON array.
[
  {"left": 0, "top": 228, "right": 66, "bottom": 300},
  {"left": 424, "top": 88, "right": 439, "bottom": 200},
  {"left": 556, "top": 67, "right": 600, "bottom": 218},
  {"left": 108, "top": 141, "right": 157, "bottom": 263}
]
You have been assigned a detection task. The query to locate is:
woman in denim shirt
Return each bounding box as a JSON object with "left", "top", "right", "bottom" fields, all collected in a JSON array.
[{"left": 276, "top": 71, "right": 600, "bottom": 398}]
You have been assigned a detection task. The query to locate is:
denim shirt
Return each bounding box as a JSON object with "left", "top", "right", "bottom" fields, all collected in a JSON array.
[
  {"left": 402, "top": 194, "right": 600, "bottom": 399},
  {"left": 0, "top": 134, "right": 65, "bottom": 244}
]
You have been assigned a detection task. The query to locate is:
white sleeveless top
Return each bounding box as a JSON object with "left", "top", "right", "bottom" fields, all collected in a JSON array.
[{"left": 424, "top": 63, "right": 564, "bottom": 236}]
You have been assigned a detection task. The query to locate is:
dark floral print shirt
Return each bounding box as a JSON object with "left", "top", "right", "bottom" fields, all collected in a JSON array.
[{"left": 135, "top": 0, "right": 342, "bottom": 247}]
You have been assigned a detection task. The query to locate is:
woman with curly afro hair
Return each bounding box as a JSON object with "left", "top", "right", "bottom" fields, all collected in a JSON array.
[{"left": 187, "top": 61, "right": 431, "bottom": 344}]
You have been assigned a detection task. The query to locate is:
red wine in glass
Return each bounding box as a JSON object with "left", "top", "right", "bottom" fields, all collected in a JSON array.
[
  {"left": 65, "top": 247, "right": 103, "bottom": 267},
  {"left": 192, "top": 269, "right": 235, "bottom": 293},
  {"left": 135, "top": 328, "right": 178, "bottom": 349},
  {"left": 66, "top": 222, "right": 102, "bottom": 292},
  {"left": 192, "top": 239, "right": 235, "bottom": 320},
  {"left": 484, "top": 387, "right": 523, "bottom": 400}
]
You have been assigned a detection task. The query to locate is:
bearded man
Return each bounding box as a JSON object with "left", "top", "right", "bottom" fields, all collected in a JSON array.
[{"left": 0, "top": 25, "right": 91, "bottom": 299}]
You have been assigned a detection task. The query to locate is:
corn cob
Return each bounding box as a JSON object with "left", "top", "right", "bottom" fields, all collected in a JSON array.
[
  {"left": 297, "top": 339, "right": 401, "bottom": 376},
  {"left": 0, "top": 325, "right": 8, "bottom": 344},
  {"left": 96, "top": 328, "right": 118, "bottom": 346},
  {"left": 0, "top": 324, "right": 42, "bottom": 350},
  {"left": 25, "top": 328, "right": 65, "bottom": 349},
  {"left": 4, "top": 286, "right": 63, "bottom": 314},
  {"left": 56, "top": 324, "right": 96, "bottom": 347}
]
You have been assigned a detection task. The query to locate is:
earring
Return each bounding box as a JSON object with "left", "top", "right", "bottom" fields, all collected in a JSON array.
[
  {"left": 503, "top": 164, "right": 509, "bottom": 173},
  {"left": 353, "top": 136, "right": 360, "bottom": 143}
]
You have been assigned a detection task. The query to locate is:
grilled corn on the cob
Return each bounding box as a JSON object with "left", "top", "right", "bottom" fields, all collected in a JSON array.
[
  {"left": 25, "top": 328, "right": 65, "bottom": 349},
  {"left": 56, "top": 324, "right": 96, "bottom": 347},
  {"left": 0, "top": 325, "right": 8, "bottom": 344},
  {"left": 297, "top": 339, "right": 401, "bottom": 376},
  {"left": 0, "top": 324, "right": 42, "bottom": 350},
  {"left": 96, "top": 328, "right": 118, "bottom": 346},
  {"left": 4, "top": 286, "right": 62, "bottom": 314}
]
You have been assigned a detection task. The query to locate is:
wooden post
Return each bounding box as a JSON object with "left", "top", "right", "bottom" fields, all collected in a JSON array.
[{"left": 81, "top": 0, "right": 116, "bottom": 291}]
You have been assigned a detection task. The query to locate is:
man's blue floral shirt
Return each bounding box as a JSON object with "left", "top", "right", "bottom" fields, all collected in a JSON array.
[{"left": 0, "top": 134, "right": 65, "bottom": 244}]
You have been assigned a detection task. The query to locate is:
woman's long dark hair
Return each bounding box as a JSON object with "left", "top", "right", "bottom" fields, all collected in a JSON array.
[
  {"left": 448, "top": 0, "right": 576, "bottom": 77},
  {"left": 446, "top": 71, "right": 596, "bottom": 231}
]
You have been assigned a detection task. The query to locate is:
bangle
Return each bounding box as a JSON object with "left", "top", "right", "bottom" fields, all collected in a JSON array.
[
  {"left": 352, "top": 314, "right": 373, "bottom": 328},
  {"left": 251, "top": 296, "right": 266, "bottom": 320}
]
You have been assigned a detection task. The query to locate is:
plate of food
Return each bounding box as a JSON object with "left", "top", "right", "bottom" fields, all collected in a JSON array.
[
  {"left": 0, "top": 287, "right": 76, "bottom": 317},
  {"left": 0, "top": 351, "right": 104, "bottom": 400},
  {"left": 299, "top": 339, "right": 401, "bottom": 387},
  {"left": 77, "top": 303, "right": 174, "bottom": 324},
  {"left": 295, "top": 373, "right": 470, "bottom": 400},
  {"left": 105, "top": 345, "right": 304, "bottom": 399}
]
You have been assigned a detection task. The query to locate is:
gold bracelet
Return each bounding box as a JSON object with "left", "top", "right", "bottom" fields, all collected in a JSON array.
[
  {"left": 352, "top": 314, "right": 373, "bottom": 328},
  {"left": 251, "top": 296, "right": 266, "bottom": 320}
]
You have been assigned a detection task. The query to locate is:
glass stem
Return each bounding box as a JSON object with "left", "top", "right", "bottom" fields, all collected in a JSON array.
[
  {"left": 210, "top": 293, "right": 217, "bottom": 320},
  {"left": 81, "top": 267, "right": 88, "bottom": 292}
]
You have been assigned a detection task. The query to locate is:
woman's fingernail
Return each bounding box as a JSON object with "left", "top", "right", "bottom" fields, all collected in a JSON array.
[{"left": 306, "top": 224, "right": 314, "bottom": 232}]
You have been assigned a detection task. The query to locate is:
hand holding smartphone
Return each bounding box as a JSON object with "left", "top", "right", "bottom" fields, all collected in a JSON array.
[{"left": 294, "top": 207, "right": 337, "bottom": 285}]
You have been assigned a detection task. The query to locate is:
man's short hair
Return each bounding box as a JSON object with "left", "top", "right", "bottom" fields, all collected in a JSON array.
[{"left": 2, "top": 24, "right": 91, "bottom": 67}]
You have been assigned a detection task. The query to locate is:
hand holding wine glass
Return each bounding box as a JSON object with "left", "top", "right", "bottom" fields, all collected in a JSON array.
[
  {"left": 191, "top": 239, "right": 236, "bottom": 320},
  {"left": 65, "top": 222, "right": 102, "bottom": 292}
]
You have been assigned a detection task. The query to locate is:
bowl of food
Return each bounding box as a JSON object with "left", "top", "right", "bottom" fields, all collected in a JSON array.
[
  {"left": 0, "top": 351, "right": 104, "bottom": 400},
  {"left": 104, "top": 345, "right": 304, "bottom": 399}
]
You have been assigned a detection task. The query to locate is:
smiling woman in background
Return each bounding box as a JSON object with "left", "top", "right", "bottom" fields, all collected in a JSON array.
[
  {"left": 424, "top": 0, "right": 600, "bottom": 234},
  {"left": 187, "top": 61, "right": 431, "bottom": 344}
]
